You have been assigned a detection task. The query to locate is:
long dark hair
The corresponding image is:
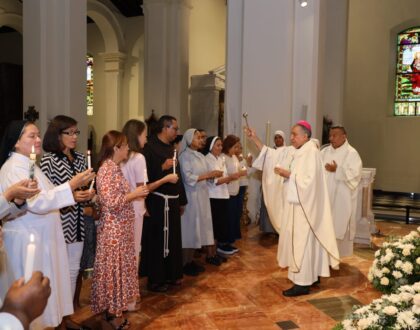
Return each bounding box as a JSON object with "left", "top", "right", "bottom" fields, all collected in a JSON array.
[
  {"left": 43, "top": 115, "right": 78, "bottom": 153},
  {"left": 98, "top": 130, "right": 126, "bottom": 167},
  {"left": 222, "top": 135, "right": 239, "bottom": 154},
  {"left": 122, "top": 119, "right": 146, "bottom": 154}
]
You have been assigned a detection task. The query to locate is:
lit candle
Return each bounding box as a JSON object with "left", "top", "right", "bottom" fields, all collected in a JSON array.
[
  {"left": 87, "top": 150, "right": 92, "bottom": 169},
  {"left": 29, "top": 145, "right": 36, "bottom": 180},
  {"left": 24, "top": 234, "right": 36, "bottom": 283},
  {"left": 89, "top": 178, "right": 95, "bottom": 192},
  {"left": 265, "top": 121, "right": 271, "bottom": 146},
  {"left": 172, "top": 150, "right": 177, "bottom": 175},
  {"left": 143, "top": 168, "right": 148, "bottom": 186}
]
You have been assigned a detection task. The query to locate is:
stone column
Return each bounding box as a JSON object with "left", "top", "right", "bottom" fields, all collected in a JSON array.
[
  {"left": 354, "top": 168, "right": 377, "bottom": 245},
  {"left": 143, "top": 0, "right": 192, "bottom": 130},
  {"left": 23, "top": 0, "right": 87, "bottom": 150},
  {"left": 102, "top": 52, "right": 126, "bottom": 130},
  {"left": 189, "top": 73, "right": 225, "bottom": 136}
]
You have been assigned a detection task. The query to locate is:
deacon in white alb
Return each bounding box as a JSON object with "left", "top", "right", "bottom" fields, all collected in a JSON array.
[{"left": 321, "top": 126, "right": 362, "bottom": 258}]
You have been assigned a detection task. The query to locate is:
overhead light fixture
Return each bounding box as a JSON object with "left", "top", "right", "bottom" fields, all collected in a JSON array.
[{"left": 299, "top": 0, "right": 308, "bottom": 7}]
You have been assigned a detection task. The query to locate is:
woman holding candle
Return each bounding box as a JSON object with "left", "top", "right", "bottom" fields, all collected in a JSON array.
[
  {"left": 222, "top": 135, "right": 247, "bottom": 253},
  {"left": 91, "top": 130, "right": 149, "bottom": 328},
  {"left": 40, "top": 115, "right": 96, "bottom": 314},
  {"left": 178, "top": 129, "right": 223, "bottom": 273},
  {"left": 0, "top": 120, "right": 95, "bottom": 329},
  {"left": 204, "top": 136, "right": 239, "bottom": 257},
  {"left": 121, "top": 119, "right": 178, "bottom": 271}
]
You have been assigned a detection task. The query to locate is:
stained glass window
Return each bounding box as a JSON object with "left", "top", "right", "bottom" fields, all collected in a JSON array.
[
  {"left": 87, "top": 55, "right": 94, "bottom": 116},
  {"left": 395, "top": 27, "right": 420, "bottom": 116}
]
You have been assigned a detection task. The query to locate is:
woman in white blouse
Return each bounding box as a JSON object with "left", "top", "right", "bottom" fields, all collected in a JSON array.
[{"left": 204, "top": 136, "right": 240, "bottom": 257}]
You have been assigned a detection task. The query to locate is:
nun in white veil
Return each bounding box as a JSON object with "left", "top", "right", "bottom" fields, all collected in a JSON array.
[{"left": 178, "top": 129, "right": 223, "bottom": 272}]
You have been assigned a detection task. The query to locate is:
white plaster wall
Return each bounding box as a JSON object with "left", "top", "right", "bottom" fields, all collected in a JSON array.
[
  {"left": 189, "top": 0, "right": 226, "bottom": 77},
  {"left": 226, "top": 0, "right": 296, "bottom": 223},
  {"left": 345, "top": 0, "right": 420, "bottom": 192},
  {"left": 318, "top": 0, "right": 348, "bottom": 127},
  {"left": 0, "top": 31, "right": 22, "bottom": 64}
]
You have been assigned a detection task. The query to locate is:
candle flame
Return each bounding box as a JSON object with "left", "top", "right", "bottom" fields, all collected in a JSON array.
[
  {"left": 87, "top": 150, "right": 91, "bottom": 155},
  {"left": 29, "top": 233, "right": 35, "bottom": 243},
  {"left": 31, "top": 145, "right": 35, "bottom": 153}
]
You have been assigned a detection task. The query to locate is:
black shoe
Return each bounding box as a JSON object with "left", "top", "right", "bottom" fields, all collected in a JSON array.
[
  {"left": 227, "top": 244, "right": 239, "bottom": 253},
  {"left": 190, "top": 260, "right": 205, "bottom": 273},
  {"left": 183, "top": 263, "right": 199, "bottom": 276},
  {"left": 206, "top": 256, "right": 222, "bottom": 266},
  {"left": 147, "top": 282, "right": 168, "bottom": 292},
  {"left": 282, "top": 285, "right": 310, "bottom": 297},
  {"left": 217, "top": 244, "right": 235, "bottom": 255},
  {"left": 215, "top": 254, "right": 227, "bottom": 263}
]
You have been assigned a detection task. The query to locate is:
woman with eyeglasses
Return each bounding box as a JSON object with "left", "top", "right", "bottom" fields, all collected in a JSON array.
[
  {"left": 40, "top": 115, "right": 96, "bottom": 328},
  {"left": 91, "top": 131, "right": 149, "bottom": 329},
  {"left": 0, "top": 120, "right": 94, "bottom": 329}
]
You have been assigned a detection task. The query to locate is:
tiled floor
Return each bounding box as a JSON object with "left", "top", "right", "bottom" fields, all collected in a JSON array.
[{"left": 67, "top": 221, "right": 418, "bottom": 330}]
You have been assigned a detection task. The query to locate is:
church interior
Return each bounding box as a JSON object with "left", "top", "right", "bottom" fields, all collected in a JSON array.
[{"left": 1, "top": 0, "right": 420, "bottom": 329}]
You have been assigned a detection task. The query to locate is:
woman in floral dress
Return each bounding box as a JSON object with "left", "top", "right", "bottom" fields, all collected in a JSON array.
[{"left": 91, "top": 130, "right": 148, "bottom": 329}]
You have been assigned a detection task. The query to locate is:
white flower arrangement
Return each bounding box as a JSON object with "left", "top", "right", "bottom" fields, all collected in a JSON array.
[
  {"left": 368, "top": 228, "right": 420, "bottom": 294},
  {"left": 334, "top": 281, "right": 420, "bottom": 330}
]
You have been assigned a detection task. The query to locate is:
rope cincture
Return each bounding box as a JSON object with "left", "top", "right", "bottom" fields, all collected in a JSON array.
[{"left": 152, "top": 192, "right": 179, "bottom": 258}]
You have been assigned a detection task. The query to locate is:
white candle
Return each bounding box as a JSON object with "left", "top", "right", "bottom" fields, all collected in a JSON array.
[
  {"left": 87, "top": 150, "right": 92, "bottom": 169},
  {"left": 172, "top": 150, "right": 177, "bottom": 174},
  {"left": 265, "top": 121, "right": 271, "bottom": 146},
  {"left": 29, "top": 145, "right": 36, "bottom": 180},
  {"left": 89, "top": 178, "right": 95, "bottom": 192},
  {"left": 24, "top": 234, "right": 36, "bottom": 283},
  {"left": 143, "top": 168, "right": 148, "bottom": 186}
]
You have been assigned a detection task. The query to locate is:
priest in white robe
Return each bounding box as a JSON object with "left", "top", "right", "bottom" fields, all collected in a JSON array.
[
  {"left": 247, "top": 120, "right": 339, "bottom": 297},
  {"left": 321, "top": 126, "right": 362, "bottom": 257}
]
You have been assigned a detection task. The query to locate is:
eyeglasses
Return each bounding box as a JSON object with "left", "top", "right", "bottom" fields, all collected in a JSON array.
[
  {"left": 61, "top": 130, "right": 81, "bottom": 136},
  {"left": 166, "top": 126, "right": 180, "bottom": 132}
]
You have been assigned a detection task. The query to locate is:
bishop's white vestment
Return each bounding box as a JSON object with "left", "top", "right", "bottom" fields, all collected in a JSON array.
[
  {"left": 321, "top": 140, "right": 362, "bottom": 257},
  {"left": 254, "top": 141, "right": 340, "bottom": 286}
]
